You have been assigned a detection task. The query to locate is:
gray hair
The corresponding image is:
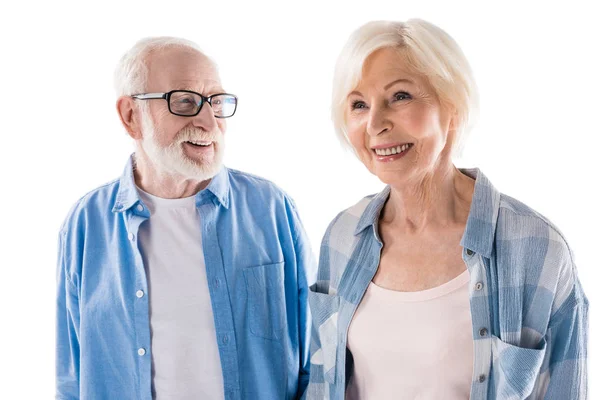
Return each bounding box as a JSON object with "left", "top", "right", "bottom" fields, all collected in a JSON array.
[
  {"left": 113, "top": 36, "right": 211, "bottom": 97},
  {"left": 331, "top": 19, "right": 479, "bottom": 156}
]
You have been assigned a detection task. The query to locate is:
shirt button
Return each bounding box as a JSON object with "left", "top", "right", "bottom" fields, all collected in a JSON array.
[
  {"left": 222, "top": 335, "right": 229, "bottom": 344},
  {"left": 466, "top": 248, "right": 474, "bottom": 256},
  {"left": 136, "top": 290, "right": 144, "bottom": 298},
  {"left": 128, "top": 232, "right": 135, "bottom": 241},
  {"left": 136, "top": 204, "right": 144, "bottom": 212},
  {"left": 479, "top": 328, "right": 488, "bottom": 337},
  {"left": 215, "top": 278, "right": 220, "bottom": 288},
  {"left": 137, "top": 348, "right": 146, "bottom": 356},
  {"left": 475, "top": 282, "right": 484, "bottom": 291},
  {"left": 478, "top": 374, "right": 486, "bottom": 383}
]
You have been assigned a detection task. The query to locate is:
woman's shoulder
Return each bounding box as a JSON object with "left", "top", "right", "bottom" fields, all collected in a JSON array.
[
  {"left": 317, "top": 191, "right": 387, "bottom": 288},
  {"left": 496, "top": 192, "right": 571, "bottom": 252},
  {"left": 494, "top": 193, "right": 582, "bottom": 306},
  {"left": 466, "top": 168, "right": 573, "bottom": 264},
  {"left": 322, "top": 191, "right": 382, "bottom": 244}
]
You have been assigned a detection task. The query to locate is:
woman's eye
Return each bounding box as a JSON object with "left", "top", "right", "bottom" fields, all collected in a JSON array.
[
  {"left": 351, "top": 100, "right": 367, "bottom": 110},
  {"left": 393, "top": 91, "right": 411, "bottom": 101}
]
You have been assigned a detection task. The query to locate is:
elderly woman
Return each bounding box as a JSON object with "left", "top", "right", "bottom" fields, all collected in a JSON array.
[{"left": 304, "top": 19, "right": 588, "bottom": 400}]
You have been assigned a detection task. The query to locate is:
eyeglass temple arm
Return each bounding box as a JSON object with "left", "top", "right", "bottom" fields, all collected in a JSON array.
[{"left": 131, "top": 93, "right": 167, "bottom": 100}]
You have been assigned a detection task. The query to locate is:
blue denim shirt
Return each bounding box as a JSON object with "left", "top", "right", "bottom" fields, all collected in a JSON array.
[
  {"left": 304, "top": 169, "right": 588, "bottom": 400},
  {"left": 56, "top": 156, "right": 317, "bottom": 400}
]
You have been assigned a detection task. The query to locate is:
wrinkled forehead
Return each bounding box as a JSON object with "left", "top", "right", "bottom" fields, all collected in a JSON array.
[
  {"left": 354, "top": 47, "right": 431, "bottom": 94},
  {"left": 145, "top": 47, "right": 223, "bottom": 93}
]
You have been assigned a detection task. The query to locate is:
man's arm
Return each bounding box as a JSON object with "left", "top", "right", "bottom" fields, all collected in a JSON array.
[
  {"left": 285, "top": 197, "right": 318, "bottom": 398},
  {"left": 56, "top": 231, "right": 80, "bottom": 399}
]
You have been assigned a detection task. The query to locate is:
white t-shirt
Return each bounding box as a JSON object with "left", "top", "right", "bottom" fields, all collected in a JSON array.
[
  {"left": 137, "top": 188, "right": 225, "bottom": 400},
  {"left": 346, "top": 269, "right": 473, "bottom": 400}
]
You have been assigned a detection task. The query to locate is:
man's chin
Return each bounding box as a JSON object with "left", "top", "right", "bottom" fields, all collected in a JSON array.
[
  {"left": 174, "top": 157, "right": 222, "bottom": 181},
  {"left": 142, "top": 140, "right": 223, "bottom": 181}
]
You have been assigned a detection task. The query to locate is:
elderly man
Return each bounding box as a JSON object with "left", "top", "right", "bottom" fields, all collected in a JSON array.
[{"left": 56, "top": 37, "right": 316, "bottom": 400}]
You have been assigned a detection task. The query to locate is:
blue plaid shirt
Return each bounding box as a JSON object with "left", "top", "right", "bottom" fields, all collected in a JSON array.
[
  {"left": 304, "top": 169, "right": 588, "bottom": 399},
  {"left": 56, "top": 156, "right": 317, "bottom": 400}
]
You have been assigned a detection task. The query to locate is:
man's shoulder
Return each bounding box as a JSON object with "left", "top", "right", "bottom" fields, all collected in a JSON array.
[
  {"left": 226, "top": 168, "right": 291, "bottom": 202},
  {"left": 60, "top": 178, "right": 121, "bottom": 234}
]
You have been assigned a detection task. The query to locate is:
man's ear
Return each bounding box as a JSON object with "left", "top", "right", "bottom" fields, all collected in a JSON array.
[{"left": 117, "top": 96, "right": 143, "bottom": 140}]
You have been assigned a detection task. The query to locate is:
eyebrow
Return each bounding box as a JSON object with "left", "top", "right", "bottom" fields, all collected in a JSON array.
[{"left": 348, "top": 78, "right": 414, "bottom": 98}]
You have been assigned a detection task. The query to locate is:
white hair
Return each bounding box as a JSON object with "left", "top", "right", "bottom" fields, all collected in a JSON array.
[
  {"left": 114, "top": 36, "right": 213, "bottom": 97},
  {"left": 331, "top": 19, "right": 479, "bottom": 156}
]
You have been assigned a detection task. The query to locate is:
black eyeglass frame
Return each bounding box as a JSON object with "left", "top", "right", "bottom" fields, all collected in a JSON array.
[{"left": 131, "top": 90, "right": 238, "bottom": 118}]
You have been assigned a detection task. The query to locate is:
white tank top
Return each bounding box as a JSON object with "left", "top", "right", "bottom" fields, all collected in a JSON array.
[{"left": 346, "top": 269, "right": 473, "bottom": 400}]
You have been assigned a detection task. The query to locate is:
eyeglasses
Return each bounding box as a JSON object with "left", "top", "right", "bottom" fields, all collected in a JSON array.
[{"left": 131, "top": 90, "right": 238, "bottom": 118}]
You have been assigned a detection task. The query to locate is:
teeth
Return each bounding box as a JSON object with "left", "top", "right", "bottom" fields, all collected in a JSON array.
[
  {"left": 188, "top": 140, "right": 212, "bottom": 146},
  {"left": 375, "top": 144, "right": 412, "bottom": 156}
]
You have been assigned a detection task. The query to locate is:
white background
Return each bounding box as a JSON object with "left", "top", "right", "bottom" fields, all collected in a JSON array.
[{"left": 0, "top": 0, "right": 597, "bottom": 397}]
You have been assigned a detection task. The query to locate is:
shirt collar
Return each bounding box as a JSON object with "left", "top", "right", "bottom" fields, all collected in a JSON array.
[
  {"left": 201, "top": 165, "right": 230, "bottom": 209},
  {"left": 459, "top": 168, "right": 500, "bottom": 258},
  {"left": 354, "top": 186, "right": 390, "bottom": 237},
  {"left": 353, "top": 168, "right": 500, "bottom": 258},
  {"left": 112, "top": 154, "right": 230, "bottom": 213}
]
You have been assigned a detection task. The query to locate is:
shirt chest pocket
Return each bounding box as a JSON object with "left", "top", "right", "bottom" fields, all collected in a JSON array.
[
  {"left": 243, "top": 262, "right": 286, "bottom": 341},
  {"left": 491, "top": 335, "right": 547, "bottom": 399}
]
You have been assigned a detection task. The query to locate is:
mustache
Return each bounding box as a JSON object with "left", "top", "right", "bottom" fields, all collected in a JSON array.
[{"left": 174, "top": 126, "right": 220, "bottom": 144}]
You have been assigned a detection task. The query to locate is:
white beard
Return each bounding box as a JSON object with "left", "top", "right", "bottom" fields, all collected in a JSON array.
[{"left": 139, "top": 107, "right": 224, "bottom": 181}]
